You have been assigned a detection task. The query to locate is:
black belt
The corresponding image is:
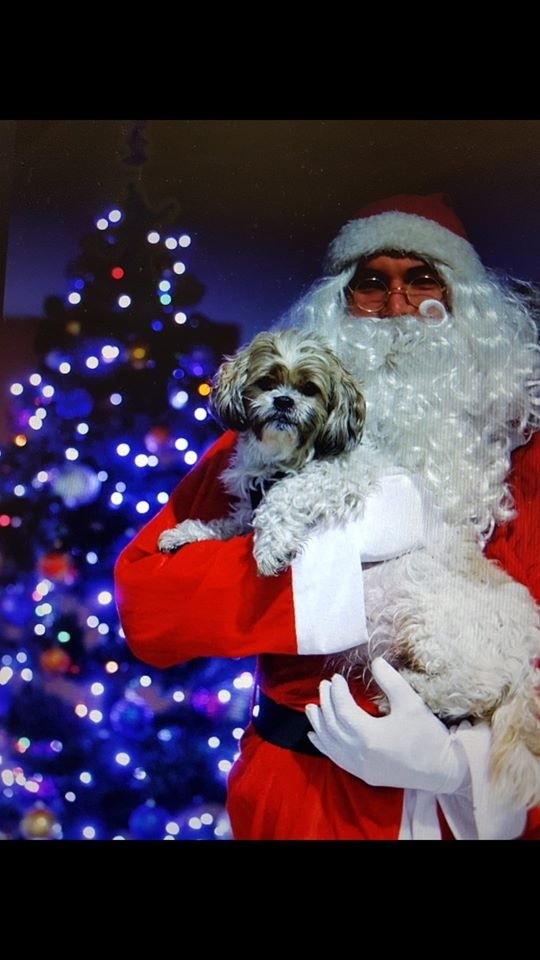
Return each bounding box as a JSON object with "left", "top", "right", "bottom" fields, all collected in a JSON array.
[{"left": 252, "top": 689, "right": 324, "bottom": 757}]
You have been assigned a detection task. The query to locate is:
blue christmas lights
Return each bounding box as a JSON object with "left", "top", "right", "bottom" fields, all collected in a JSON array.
[{"left": 0, "top": 198, "right": 243, "bottom": 840}]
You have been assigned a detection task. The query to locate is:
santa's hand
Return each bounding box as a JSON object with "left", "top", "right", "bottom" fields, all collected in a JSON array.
[{"left": 305, "top": 658, "right": 468, "bottom": 794}]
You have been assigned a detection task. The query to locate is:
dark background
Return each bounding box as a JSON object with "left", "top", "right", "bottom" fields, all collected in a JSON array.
[
  {"left": 2, "top": 118, "right": 540, "bottom": 402},
  {"left": 1, "top": 118, "right": 540, "bottom": 842}
]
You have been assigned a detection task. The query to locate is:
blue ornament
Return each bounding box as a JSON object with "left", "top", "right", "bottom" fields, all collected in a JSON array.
[
  {"left": 55, "top": 387, "right": 94, "bottom": 419},
  {"left": 0, "top": 681, "right": 13, "bottom": 719},
  {"left": 110, "top": 695, "right": 154, "bottom": 741},
  {"left": 1, "top": 584, "right": 33, "bottom": 626},
  {"left": 128, "top": 800, "right": 169, "bottom": 840},
  {"left": 190, "top": 687, "right": 222, "bottom": 718}
]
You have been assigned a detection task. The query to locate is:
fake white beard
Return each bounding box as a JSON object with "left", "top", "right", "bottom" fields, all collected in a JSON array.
[{"left": 337, "top": 310, "right": 518, "bottom": 533}]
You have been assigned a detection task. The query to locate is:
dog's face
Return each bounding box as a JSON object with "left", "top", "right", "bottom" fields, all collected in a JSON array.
[{"left": 210, "top": 328, "right": 366, "bottom": 461}]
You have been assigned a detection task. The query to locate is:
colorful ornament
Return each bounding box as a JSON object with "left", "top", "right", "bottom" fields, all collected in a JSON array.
[
  {"left": 144, "top": 425, "right": 171, "bottom": 453},
  {"left": 110, "top": 695, "right": 154, "bottom": 740},
  {"left": 190, "top": 687, "right": 223, "bottom": 718},
  {"left": 128, "top": 343, "right": 150, "bottom": 369},
  {"left": 20, "top": 802, "right": 62, "bottom": 840},
  {"left": 37, "top": 550, "right": 77, "bottom": 583},
  {"left": 39, "top": 647, "right": 72, "bottom": 674}
]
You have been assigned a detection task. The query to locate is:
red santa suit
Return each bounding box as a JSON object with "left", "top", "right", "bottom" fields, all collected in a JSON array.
[{"left": 114, "top": 427, "right": 540, "bottom": 841}]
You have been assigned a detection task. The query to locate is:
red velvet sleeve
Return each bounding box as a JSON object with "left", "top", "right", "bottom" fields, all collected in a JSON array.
[
  {"left": 114, "top": 431, "right": 298, "bottom": 668},
  {"left": 484, "top": 431, "right": 540, "bottom": 603},
  {"left": 484, "top": 431, "right": 540, "bottom": 840}
]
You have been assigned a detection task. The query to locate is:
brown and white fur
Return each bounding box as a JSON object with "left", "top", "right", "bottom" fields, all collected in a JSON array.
[
  {"left": 158, "top": 328, "right": 372, "bottom": 574},
  {"left": 158, "top": 327, "right": 540, "bottom": 810}
]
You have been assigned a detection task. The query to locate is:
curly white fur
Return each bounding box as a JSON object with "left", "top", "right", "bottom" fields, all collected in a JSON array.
[
  {"left": 158, "top": 326, "right": 540, "bottom": 810},
  {"left": 283, "top": 266, "right": 540, "bottom": 540},
  {"left": 335, "top": 527, "right": 540, "bottom": 809}
]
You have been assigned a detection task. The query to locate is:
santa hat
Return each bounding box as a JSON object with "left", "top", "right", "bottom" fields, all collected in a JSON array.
[{"left": 324, "top": 193, "right": 486, "bottom": 282}]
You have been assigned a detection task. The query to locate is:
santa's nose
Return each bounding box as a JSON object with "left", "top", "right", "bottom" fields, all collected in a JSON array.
[
  {"left": 380, "top": 290, "right": 417, "bottom": 317},
  {"left": 274, "top": 395, "right": 294, "bottom": 411}
]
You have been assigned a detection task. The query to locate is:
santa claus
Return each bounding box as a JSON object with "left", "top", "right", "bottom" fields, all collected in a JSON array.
[{"left": 115, "top": 193, "right": 540, "bottom": 840}]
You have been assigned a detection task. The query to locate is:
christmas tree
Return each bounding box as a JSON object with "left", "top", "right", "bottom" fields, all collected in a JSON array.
[{"left": 0, "top": 179, "right": 257, "bottom": 841}]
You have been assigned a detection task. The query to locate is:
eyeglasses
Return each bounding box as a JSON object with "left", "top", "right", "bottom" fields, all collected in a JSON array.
[{"left": 347, "top": 275, "right": 447, "bottom": 313}]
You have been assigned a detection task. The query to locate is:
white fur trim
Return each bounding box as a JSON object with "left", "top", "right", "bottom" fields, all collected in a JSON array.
[
  {"left": 355, "top": 471, "right": 430, "bottom": 562},
  {"left": 437, "top": 722, "right": 527, "bottom": 840},
  {"left": 292, "top": 523, "right": 368, "bottom": 655},
  {"left": 291, "top": 470, "right": 435, "bottom": 655},
  {"left": 324, "top": 211, "right": 486, "bottom": 281}
]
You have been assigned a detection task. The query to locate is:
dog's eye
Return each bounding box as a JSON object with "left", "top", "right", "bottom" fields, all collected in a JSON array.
[
  {"left": 255, "top": 377, "right": 275, "bottom": 391},
  {"left": 301, "top": 381, "right": 319, "bottom": 397}
]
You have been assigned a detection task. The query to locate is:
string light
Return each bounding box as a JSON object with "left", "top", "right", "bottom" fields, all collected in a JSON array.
[{"left": 0, "top": 199, "right": 246, "bottom": 843}]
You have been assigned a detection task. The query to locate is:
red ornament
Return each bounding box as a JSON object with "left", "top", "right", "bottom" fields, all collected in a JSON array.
[
  {"left": 37, "top": 550, "right": 76, "bottom": 583},
  {"left": 40, "top": 647, "right": 72, "bottom": 674},
  {"left": 111, "top": 266, "right": 124, "bottom": 279},
  {"left": 144, "top": 425, "right": 171, "bottom": 453}
]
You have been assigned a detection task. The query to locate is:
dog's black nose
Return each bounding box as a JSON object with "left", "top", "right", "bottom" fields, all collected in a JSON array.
[{"left": 273, "top": 395, "right": 294, "bottom": 411}]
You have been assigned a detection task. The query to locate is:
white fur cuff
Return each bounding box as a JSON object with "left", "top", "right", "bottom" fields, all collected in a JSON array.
[
  {"left": 292, "top": 523, "right": 367, "bottom": 655},
  {"left": 356, "top": 471, "right": 428, "bottom": 562}
]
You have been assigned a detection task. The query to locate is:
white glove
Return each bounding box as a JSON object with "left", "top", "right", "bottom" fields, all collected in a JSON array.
[{"left": 305, "top": 658, "right": 469, "bottom": 794}]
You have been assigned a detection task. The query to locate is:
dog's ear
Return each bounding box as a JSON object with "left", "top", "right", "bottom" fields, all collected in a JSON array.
[
  {"left": 315, "top": 359, "right": 366, "bottom": 457},
  {"left": 208, "top": 346, "right": 252, "bottom": 432}
]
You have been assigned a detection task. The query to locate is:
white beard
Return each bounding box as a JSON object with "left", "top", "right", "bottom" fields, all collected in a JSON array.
[{"left": 337, "top": 311, "right": 513, "bottom": 531}]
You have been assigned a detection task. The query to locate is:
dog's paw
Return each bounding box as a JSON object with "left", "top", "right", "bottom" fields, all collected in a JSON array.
[
  {"left": 255, "top": 551, "right": 291, "bottom": 577},
  {"left": 157, "top": 528, "right": 188, "bottom": 553},
  {"left": 252, "top": 525, "right": 300, "bottom": 575}
]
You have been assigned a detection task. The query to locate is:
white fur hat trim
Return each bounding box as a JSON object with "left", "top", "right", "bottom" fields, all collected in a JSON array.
[{"left": 324, "top": 211, "right": 486, "bottom": 281}]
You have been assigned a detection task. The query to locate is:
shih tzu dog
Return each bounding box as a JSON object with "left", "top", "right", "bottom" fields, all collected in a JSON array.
[
  {"left": 158, "top": 327, "right": 540, "bottom": 809},
  {"left": 158, "top": 327, "right": 374, "bottom": 575}
]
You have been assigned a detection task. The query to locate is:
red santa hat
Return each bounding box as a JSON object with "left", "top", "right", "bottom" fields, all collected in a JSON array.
[{"left": 324, "top": 193, "right": 487, "bottom": 281}]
